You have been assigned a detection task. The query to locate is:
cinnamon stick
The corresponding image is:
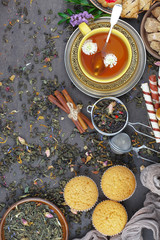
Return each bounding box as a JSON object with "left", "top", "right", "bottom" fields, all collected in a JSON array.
[
  {"left": 49, "top": 96, "right": 84, "bottom": 133},
  {"left": 54, "top": 90, "right": 70, "bottom": 113},
  {"left": 62, "top": 89, "right": 88, "bottom": 131},
  {"left": 48, "top": 95, "right": 67, "bottom": 113},
  {"left": 53, "top": 90, "right": 85, "bottom": 133},
  {"left": 62, "top": 89, "right": 77, "bottom": 108},
  {"left": 62, "top": 89, "right": 94, "bottom": 129},
  {"left": 79, "top": 112, "right": 94, "bottom": 129},
  {"left": 72, "top": 119, "right": 85, "bottom": 134}
]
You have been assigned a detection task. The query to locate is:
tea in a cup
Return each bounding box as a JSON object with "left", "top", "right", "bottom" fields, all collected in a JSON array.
[{"left": 78, "top": 22, "right": 132, "bottom": 83}]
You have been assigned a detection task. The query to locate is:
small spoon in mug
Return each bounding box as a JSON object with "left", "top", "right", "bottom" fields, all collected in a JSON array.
[{"left": 92, "top": 4, "right": 122, "bottom": 76}]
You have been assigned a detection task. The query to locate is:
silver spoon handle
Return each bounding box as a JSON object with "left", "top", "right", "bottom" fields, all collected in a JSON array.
[
  {"left": 132, "top": 145, "right": 160, "bottom": 154},
  {"left": 136, "top": 155, "right": 157, "bottom": 164},
  {"left": 138, "top": 145, "right": 160, "bottom": 154},
  {"left": 105, "top": 25, "right": 113, "bottom": 46},
  {"left": 132, "top": 144, "right": 160, "bottom": 163},
  {"left": 103, "top": 4, "right": 122, "bottom": 50},
  {"left": 109, "top": 4, "right": 122, "bottom": 29},
  {"left": 132, "top": 147, "right": 157, "bottom": 163},
  {"left": 128, "top": 122, "right": 156, "bottom": 140}
]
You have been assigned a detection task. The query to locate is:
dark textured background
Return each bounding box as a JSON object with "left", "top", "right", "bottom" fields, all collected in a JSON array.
[{"left": 0, "top": 0, "right": 159, "bottom": 239}]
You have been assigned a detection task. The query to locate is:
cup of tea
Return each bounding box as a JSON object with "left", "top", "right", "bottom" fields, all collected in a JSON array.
[{"left": 78, "top": 22, "right": 132, "bottom": 83}]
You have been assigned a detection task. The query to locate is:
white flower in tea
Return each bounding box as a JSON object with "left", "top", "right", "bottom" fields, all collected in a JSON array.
[
  {"left": 107, "top": 101, "right": 116, "bottom": 115},
  {"left": 104, "top": 54, "right": 117, "bottom": 68},
  {"left": 82, "top": 40, "right": 97, "bottom": 55}
]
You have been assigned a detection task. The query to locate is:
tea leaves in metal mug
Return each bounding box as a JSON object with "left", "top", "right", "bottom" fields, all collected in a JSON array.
[{"left": 89, "top": 97, "right": 128, "bottom": 136}]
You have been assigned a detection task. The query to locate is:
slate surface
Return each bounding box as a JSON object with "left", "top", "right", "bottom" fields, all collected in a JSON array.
[{"left": 0, "top": 0, "right": 159, "bottom": 239}]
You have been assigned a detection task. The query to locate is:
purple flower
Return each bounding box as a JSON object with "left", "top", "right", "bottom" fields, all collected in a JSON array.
[
  {"left": 70, "top": 11, "right": 94, "bottom": 27},
  {"left": 81, "top": 18, "right": 88, "bottom": 24},
  {"left": 71, "top": 20, "right": 78, "bottom": 27}
]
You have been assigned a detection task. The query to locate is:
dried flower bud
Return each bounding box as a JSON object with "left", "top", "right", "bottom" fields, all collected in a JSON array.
[
  {"left": 44, "top": 212, "right": 53, "bottom": 218},
  {"left": 107, "top": 101, "right": 116, "bottom": 115},
  {"left": 45, "top": 148, "right": 50, "bottom": 157},
  {"left": 21, "top": 218, "right": 29, "bottom": 226},
  {"left": 140, "top": 165, "right": 145, "bottom": 172},
  {"left": 103, "top": 161, "right": 108, "bottom": 167},
  {"left": 18, "top": 136, "right": 26, "bottom": 145}
]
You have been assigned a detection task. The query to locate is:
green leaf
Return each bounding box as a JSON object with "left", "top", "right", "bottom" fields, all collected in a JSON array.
[
  {"left": 24, "top": 186, "right": 29, "bottom": 193},
  {"left": 101, "top": 13, "right": 110, "bottom": 17},
  {"left": 58, "top": 18, "right": 68, "bottom": 25},
  {"left": 57, "top": 0, "right": 110, "bottom": 25},
  {"left": 83, "top": 6, "right": 92, "bottom": 11},
  {"left": 94, "top": 14, "right": 102, "bottom": 20},
  {"left": 75, "top": 9, "right": 81, "bottom": 13},
  {"left": 64, "top": 0, "right": 93, "bottom": 7},
  {"left": 64, "top": 0, "right": 80, "bottom": 4},
  {"left": 67, "top": 8, "right": 74, "bottom": 15},
  {"left": 58, "top": 12, "right": 70, "bottom": 19},
  {"left": 94, "top": 9, "right": 103, "bottom": 15},
  {"left": 80, "top": 0, "right": 91, "bottom": 5},
  {"left": 88, "top": 7, "right": 96, "bottom": 13},
  {"left": 66, "top": 19, "right": 71, "bottom": 23}
]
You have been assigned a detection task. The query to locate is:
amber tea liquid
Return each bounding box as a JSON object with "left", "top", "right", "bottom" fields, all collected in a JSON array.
[{"left": 80, "top": 32, "right": 129, "bottom": 80}]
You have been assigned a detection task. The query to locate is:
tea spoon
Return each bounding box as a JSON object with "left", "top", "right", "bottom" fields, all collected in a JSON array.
[
  {"left": 93, "top": 4, "right": 122, "bottom": 76},
  {"left": 109, "top": 132, "right": 159, "bottom": 163}
]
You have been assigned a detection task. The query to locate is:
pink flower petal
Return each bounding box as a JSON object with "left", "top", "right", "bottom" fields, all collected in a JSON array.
[
  {"left": 71, "top": 209, "right": 77, "bottom": 214},
  {"left": 103, "top": 161, "right": 108, "bottom": 167},
  {"left": 45, "top": 148, "right": 50, "bottom": 157},
  {"left": 107, "top": 101, "right": 116, "bottom": 114},
  {"left": 44, "top": 212, "right": 53, "bottom": 218},
  {"left": 154, "top": 61, "right": 160, "bottom": 66},
  {"left": 21, "top": 218, "right": 29, "bottom": 226},
  {"left": 18, "top": 136, "right": 26, "bottom": 145}
]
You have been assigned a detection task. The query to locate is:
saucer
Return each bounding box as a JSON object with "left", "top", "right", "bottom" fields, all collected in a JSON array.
[{"left": 64, "top": 17, "right": 146, "bottom": 98}]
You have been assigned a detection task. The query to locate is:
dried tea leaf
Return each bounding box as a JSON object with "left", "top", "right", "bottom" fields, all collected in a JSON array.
[{"left": 9, "top": 75, "right": 15, "bottom": 81}]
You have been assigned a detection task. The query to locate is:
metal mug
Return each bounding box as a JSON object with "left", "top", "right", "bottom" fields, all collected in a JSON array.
[{"left": 87, "top": 96, "right": 156, "bottom": 140}]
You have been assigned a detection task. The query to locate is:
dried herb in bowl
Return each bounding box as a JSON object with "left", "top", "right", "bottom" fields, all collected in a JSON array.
[
  {"left": 93, "top": 99, "right": 127, "bottom": 134},
  {"left": 4, "top": 202, "right": 63, "bottom": 240}
]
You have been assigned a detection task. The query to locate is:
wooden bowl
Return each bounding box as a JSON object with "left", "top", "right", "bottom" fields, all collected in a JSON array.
[
  {"left": 140, "top": 2, "right": 160, "bottom": 60},
  {"left": 0, "top": 198, "right": 69, "bottom": 240}
]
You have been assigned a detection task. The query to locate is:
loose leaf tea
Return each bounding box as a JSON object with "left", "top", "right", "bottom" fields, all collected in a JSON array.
[
  {"left": 1, "top": 0, "right": 160, "bottom": 238},
  {"left": 4, "top": 202, "right": 63, "bottom": 240},
  {"left": 93, "top": 99, "right": 127, "bottom": 133}
]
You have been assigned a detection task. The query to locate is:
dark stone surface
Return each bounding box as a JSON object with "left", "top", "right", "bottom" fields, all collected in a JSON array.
[{"left": 0, "top": 1, "right": 159, "bottom": 239}]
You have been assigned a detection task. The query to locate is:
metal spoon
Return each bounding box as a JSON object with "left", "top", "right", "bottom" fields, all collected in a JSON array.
[
  {"left": 109, "top": 133, "right": 160, "bottom": 163},
  {"left": 92, "top": 4, "right": 122, "bottom": 76}
]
